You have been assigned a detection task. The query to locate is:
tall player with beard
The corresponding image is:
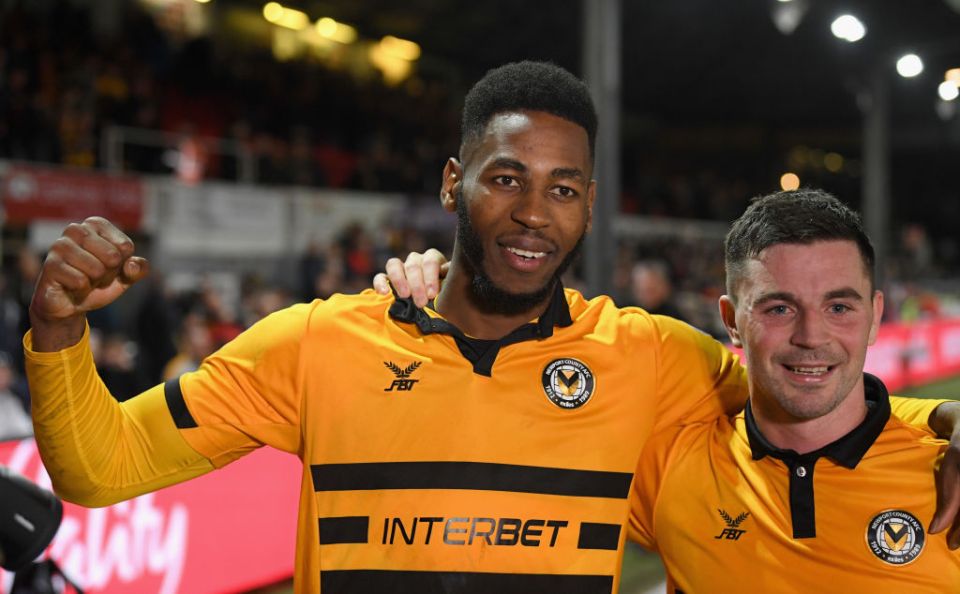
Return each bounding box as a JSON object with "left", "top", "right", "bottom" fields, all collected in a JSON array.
[{"left": 23, "top": 62, "right": 960, "bottom": 593}]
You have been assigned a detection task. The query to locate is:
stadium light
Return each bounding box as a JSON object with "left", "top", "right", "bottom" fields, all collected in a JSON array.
[
  {"left": 379, "top": 36, "right": 421, "bottom": 61},
  {"left": 896, "top": 54, "right": 924, "bottom": 78},
  {"left": 824, "top": 152, "right": 844, "bottom": 173},
  {"left": 939, "top": 81, "right": 959, "bottom": 101},
  {"left": 369, "top": 36, "right": 420, "bottom": 86},
  {"left": 262, "top": 2, "right": 309, "bottom": 30},
  {"left": 947, "top": 68, "right": 960, "bottom": 84},
  {"left": 830, "top": 15, "right": 866, "bottom": 43},
  {"left": 315, "top": 17, "right": 357, "bottom": 44},
  {"left": 780, "top": 173, "right": 800, "bottom": 191}
]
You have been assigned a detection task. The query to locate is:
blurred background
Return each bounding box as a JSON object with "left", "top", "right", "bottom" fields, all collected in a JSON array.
[{"left": 1, "top": 0, "right": 960, "bottom": 592}]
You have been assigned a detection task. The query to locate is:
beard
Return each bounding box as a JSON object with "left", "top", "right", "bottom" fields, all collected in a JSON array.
[{"left": 455, "top": 190, "right": 584, "bottom": 316}]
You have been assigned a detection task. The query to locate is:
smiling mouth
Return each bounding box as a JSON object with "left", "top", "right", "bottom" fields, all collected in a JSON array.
[
  {"left": 505, "top": 246, "right": 547, "bottom": 260},
  {"left": 784, "top": 365, "right": 833, "bottom": 376}
]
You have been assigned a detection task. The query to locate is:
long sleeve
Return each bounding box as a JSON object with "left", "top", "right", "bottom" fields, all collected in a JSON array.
[{"left": 24, "top": 324, "right": 214, "bottom": 507}]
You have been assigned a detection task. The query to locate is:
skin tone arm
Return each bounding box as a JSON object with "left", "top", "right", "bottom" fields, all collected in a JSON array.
[
  {"left": 931, "top": 407, "right": 960, "bottom": 547},
  {"left": 373, "top": 248, "right": 960, "bottom": 548}
]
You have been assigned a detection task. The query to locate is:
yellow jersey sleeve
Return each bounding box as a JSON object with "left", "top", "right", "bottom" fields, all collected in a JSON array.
[
  {"left": 24, "top": 324, "right": 213, "bottom": 507},
  {"left": 650, "top": 315, "right": 747, "bottom": 431},
  {"left": 175, "top": 302, "right": 311, "bottom": 467},
  {"left": 889, "top": 396, "right": 952, "bottom": 436},
  {"left": 627, "top": 423, "right": 695, "bottom": 550}
]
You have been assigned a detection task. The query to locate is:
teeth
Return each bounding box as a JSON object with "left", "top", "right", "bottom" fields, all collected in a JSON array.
[
  {"left": 788, "top": 366, "right": 829, "bottom": 375},
  {"left": 507, "top": 247, "right": 546, "bottom": 259}
]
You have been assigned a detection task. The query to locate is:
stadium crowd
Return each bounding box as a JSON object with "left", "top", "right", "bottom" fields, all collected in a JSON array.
[{"left": 2, "top": 3, "right": 958, "bottom": 440}]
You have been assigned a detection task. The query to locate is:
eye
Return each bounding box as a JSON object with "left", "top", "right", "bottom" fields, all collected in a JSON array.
[
  {"left": 551, "top": 185, "right": 578, "bottom": 200},
  {"left": 493, "top": 175, "right": 520, "bottom": 187},
  {"left": 765, "top": 304, "right": 790, "bottom": 316},
  {"left": 829, "top": 303, "right": 852, "bottom": 314}
]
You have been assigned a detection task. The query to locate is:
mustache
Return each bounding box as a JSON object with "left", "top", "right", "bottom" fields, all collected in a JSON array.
[{"left": 497, "top": 230, "right": 558, "bottom": 249}]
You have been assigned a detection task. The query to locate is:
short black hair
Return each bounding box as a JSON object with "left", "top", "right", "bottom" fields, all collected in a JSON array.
[
  {"left": 724, "top": 188, "right": 876, "bottom": 296},
  {"left": 460, "top": 61, "right": 597, "bottom": 160}
]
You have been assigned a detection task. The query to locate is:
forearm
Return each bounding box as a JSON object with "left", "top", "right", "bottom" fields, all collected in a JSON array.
[{"left": 24, "top": 326, "right": 213, "bottom": 506}]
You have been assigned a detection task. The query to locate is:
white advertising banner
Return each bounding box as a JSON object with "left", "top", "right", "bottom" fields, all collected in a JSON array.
[
  {"left": 290, "top": 189, "right": 402, "bottom": 250},
  {"left": 157, "top": 182, "right": 289, "bottom": 256}
]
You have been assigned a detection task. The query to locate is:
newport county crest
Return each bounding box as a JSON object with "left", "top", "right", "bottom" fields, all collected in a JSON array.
[
  {"left": 541, "top": 358, "right": 595, "bottom": 409},
  {"left": 714, "top": 509, "right": 750, "bottom": 540},
  {"left": 866, "top": 510, "right": 925, "bottom": 565},
  {"left": 383, "top": 361, "right": 422, "bottom": 392}
]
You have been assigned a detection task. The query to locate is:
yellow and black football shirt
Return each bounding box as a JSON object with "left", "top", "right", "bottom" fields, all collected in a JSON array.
[
  {"left": 166, "top": 284, "right": 749, "bottom": 593},
  {"left": 24, "top": 285, "right": 947, "bottom": 594},
  {"left": 629, "top": 373, "right": 960, "bottom": 593}
]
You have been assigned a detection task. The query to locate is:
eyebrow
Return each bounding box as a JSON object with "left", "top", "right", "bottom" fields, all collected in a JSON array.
[
  {"left": 824, "top": 287, "right": 865, "bottom": 301},
  {"left": 551, "top": 167, "right": 586, "bottom": 182},
  {"left": 752, "top": 287, "right": 865, "bottom": 306},
  {"left": 752, "top": 292, "right": 796, "bottom": 307},
  {"left": 490, "top": 158, "right": 527, "bottom": 172},
  {"left": 488, "top": 159, "right": 586, "bottom": 182}
]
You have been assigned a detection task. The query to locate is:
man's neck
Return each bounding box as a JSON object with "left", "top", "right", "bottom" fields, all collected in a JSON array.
[
  {"left": 434, "top": 259, "right": 553, "bottom": 340},
  {"left": 750, "top": 386, "right": 869, "bottom": 455}
]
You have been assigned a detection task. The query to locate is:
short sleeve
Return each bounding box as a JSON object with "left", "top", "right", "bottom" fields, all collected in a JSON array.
[
  {"left": 651, "top": 315, "right": 747, "bottom": 432},
  {"left": 889, "top": 396, "right": 953, "bottom": 437},
  {"left": 628, "top": 423, "right": 688, "bottom": 549},
  {"left": 176, "top": 302, "right": 314, "bottom": 466}
]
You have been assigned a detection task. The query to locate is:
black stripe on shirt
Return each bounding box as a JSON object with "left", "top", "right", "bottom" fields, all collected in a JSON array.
[
  {"left": 319, "top": 516, "right": 369, "bottom": 544},
  {"left": 164, "top": 378, "right": 198, "bottom": 429},
  {"left": 577, "top": 522, "right": 621, "bottom": 550},
  {"left": 310, "top": 462, "right": 633, "bottom": 499},
  {"left": 320, "top": 569, "right": 613, "bottom": 594}
]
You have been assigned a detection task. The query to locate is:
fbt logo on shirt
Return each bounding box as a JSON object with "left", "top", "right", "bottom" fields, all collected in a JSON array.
[
  {"left": 713, "top": 509, "right": 751, "bottom": 540},
  {"left": 381, "top": 516, "right": 569, "bottom": 547},
  {"left": 383, "top": 361, "right": 422, "bottom": 392}
]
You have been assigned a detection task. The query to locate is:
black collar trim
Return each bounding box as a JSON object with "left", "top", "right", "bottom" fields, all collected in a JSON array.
[
  {"left": 745, "top": 373, "right": 891, "bottom": 469},
  {"left": 388, "top": 282, "right": 573, "bottom": 376}
]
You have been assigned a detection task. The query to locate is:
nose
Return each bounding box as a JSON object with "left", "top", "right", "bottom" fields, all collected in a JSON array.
[
  {"left": 790, "top": 310, "right": 830, "bottom": 349},
  {"left": 510, "top": 189, "right": 550, "bottom": 230}
]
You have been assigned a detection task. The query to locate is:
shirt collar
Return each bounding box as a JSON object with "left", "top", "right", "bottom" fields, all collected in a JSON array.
[
  {"left": 745, "top": 373, "right": 891, "bottom": 469},
  {"left": 388, "top": 280, "right": 573, "bottom": 336},
  {"left": 388, "top": 281, "right": 573, "bottom": 376}
]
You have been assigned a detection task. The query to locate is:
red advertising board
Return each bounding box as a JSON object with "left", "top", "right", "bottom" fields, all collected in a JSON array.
[
  {"left": 865, "top": 319, "right": 960, "bottom": 391},
  {"left": 1, "top": 165, "right": 144, "bottom": 230},
  {"left": 0, "top": 440, "right": 299, "bottom": 593}
]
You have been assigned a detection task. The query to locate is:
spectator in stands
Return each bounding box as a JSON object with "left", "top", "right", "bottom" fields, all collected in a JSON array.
[
  {"left": 0, "top": 353, "right": 32, "bottom": 441},
  {"left": 162, "top": 312, "right": 214, "bottom": 381},
  {"left": 90, "top": 329, "right": 148, "bottom": 402},
  {"left": 626, "top": 259, "right": 686, "bottom": 321}
]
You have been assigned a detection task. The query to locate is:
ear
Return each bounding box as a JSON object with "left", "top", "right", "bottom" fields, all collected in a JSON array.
[
  {"left": 867, "top": 290, "right": 884, "bottom": 345},
  {"left": 440, "top": 158, "right": 462, "bottom": 213},
  {"left": 718, "top": 295, "right": 742, "bottom": 347},
  {"left": 585, "top": 180, "right": 597, "bottom": 233}
]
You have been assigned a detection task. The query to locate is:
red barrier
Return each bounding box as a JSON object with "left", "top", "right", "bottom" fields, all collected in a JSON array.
[
  {"left": 865, "top": 319, "right": 960, "bottom": 391},
  {"left": 0, "top": 440, "right": 299, "bottom": 593}
]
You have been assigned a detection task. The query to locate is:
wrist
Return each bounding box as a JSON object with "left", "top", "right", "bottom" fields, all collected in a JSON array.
[{"left": 28, "top": 311, "right": 87, "bottom": 353}]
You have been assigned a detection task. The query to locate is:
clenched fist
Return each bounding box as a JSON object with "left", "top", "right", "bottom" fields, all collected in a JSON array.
[{"left": 29, "top": 217, "right": 149, "bottom": 352}]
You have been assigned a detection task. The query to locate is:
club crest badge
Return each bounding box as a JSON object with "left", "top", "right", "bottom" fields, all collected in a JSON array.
[
  {"left": 866, "top": 509, "right": 924, "bottom": 565},
  {"left": 541, "top": 358, "right": 595, "bottom": 409}
]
